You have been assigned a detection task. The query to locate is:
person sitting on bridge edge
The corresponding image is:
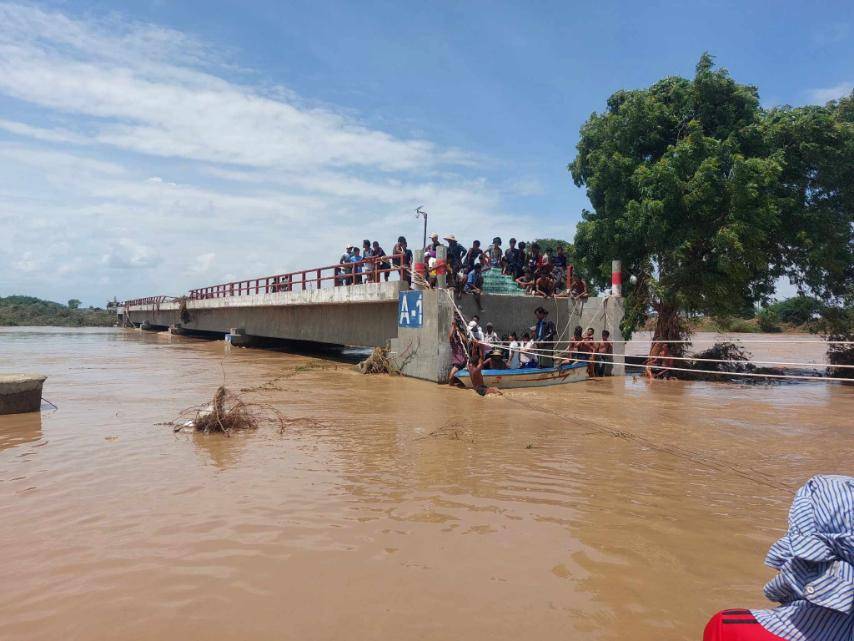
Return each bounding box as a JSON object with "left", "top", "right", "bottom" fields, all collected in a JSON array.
[
  {"left": 464, "top": 263, "right": 484, "bottom": 311},
  {"left": 703, "top": 474, "right": 854, "bottom": 641},
  {"left": 392, "top": 236, "right": 412, "bottom": 285}
]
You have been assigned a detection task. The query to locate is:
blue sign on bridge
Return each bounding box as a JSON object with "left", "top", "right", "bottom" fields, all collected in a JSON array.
[{"left": 398, "top": 291, "right": 423, "bottom": 328}]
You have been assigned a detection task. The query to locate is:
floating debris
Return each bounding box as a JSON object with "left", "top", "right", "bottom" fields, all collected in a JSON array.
[{"left": 171, "top": 385, "right": 285, "bottom": 436}]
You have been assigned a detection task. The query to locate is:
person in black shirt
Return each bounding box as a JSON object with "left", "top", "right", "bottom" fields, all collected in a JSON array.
[
  {"left": 443, "top": 234, "right": 466, "bottom": 278},
  {"left": 464, "top": 239, "right": 483, "bottom": 274},
  {"left": 392, "top": 236, "right": 412, "bottom": 285},
  {"left": 504, "top": 238, "right": 523, "bottom": 278}
]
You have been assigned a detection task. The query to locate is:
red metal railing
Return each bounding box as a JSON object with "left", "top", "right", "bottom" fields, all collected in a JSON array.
[
  {"left": 123, "top": 295, "right": 171, "bottom": 307},
  {"left": 188, "top": 254, "right": 408, "bottom": 300}
]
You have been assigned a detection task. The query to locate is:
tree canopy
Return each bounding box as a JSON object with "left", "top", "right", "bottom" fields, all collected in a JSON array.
[{"left": 569, "top": 54, "right": 853, "bottom": 348}]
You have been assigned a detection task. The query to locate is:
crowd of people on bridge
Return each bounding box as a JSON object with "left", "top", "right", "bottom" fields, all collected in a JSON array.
[
  {"left": 334, "top": 233, "right": 591, "bottom": 304},
  {"left": 447, "top": 306, "right": 613, "bottom": 387}
]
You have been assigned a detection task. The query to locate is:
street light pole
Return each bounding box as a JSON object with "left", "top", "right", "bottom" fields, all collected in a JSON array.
[{"left": 415, "top": 206, "right": 427, "bottom": 250}]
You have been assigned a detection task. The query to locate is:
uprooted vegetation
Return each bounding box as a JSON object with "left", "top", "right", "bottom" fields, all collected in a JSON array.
[
  {"left": 358, "top": 347, "right": 399, "bottom": 374},
  {"left": 171, "top": 385, "right": 286, "bottom": 436}
]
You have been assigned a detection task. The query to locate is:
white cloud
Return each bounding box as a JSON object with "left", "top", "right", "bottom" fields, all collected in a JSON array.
[
  {"left": 101, "top": 239, "right": 160, "bottom": 269},
  {"left": 807, "top": 81, "right": 853, "bottom": 104},
  {"left": 0, "top": 3, "right": 465, "bottom": 172},
  {"left": 0, "top": 2, "right": 550, "bottom": 305}
]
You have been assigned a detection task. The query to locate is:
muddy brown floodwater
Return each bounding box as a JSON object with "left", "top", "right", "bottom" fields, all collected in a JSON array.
[{"left": 1, "top": 327, "right": 851, "bottom": 641}]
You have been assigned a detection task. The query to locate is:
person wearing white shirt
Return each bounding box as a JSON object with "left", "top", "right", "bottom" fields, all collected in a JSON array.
[
  {"left": 519, "top": 331, "right": 538, "bottom": 368},
  {"left": 507, "top": 331, "right": 522, "bottom": 369}
]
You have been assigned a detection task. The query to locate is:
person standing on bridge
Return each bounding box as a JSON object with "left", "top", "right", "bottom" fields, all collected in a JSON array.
[
  {"left": 337, "top": 245, "right": 354, "bottom": 286},
  {"left": 392, "top": 236, "right": 412, "bottom": 285}
]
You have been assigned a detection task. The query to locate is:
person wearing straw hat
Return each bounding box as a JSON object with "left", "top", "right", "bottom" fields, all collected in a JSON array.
[
  {"left": 703, "top": 475, "right": 854, "bottom": 641},
  {"left": 444, "top": 234, "right": 466, "bottom": 276}
]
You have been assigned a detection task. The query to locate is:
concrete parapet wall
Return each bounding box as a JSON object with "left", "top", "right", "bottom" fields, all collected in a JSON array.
[
  {"left": 391, "top": 292, "right": 625, "bottom": 382},
  {"left": 127, "top": 282, "right": 403, "bottom": 347}
]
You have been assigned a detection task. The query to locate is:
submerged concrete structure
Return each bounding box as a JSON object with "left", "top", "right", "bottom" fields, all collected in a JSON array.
[{"left": 0, "top": 374, "right": 47, "bottom": 415}]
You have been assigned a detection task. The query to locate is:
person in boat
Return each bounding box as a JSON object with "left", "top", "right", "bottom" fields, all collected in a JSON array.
[
  {"left": 467, "top": 315, "right": 484, "bottom": 342},
  {"left": 447, "top": 317, "right": 469, "bottom": 386},
  {"left": 645, "top": 342, "right": 673, "bottom": 379},
  {"left": 595, "top": 329, "right": 613, "bottom": 377},
  {"left": 533, "top": 306, "right": 556, "bottom": 367},
  {"left": 464, "top": 263, "right": 484, "bottom": 310},
  {"left": 484, "top": 347, "right": 508, "bottom": 370},
  {"left": 483, "top": 322, "right": 500, "bottom": 347},
  {"left": 519, "top": 331, "right": 538, "bottom": 368},
  {"left": 507, "top": 331, "right": 522, "bottom": 368},
  {"left": 466, "top": 350, "right": 502, "bottom": 396},
  {"left": 391, "top": 236, "right": 412, "bottom": 285},
  {"left": 703, "top": 474, "right": 854, "bottom": 641}
]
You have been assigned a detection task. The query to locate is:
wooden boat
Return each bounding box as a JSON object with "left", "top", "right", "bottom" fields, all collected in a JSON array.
[{"left": 454, "top": 361, "right": 588, "bottom": 389}]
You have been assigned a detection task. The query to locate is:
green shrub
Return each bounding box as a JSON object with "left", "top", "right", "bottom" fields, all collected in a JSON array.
[{"left": 757, "top": 308, "right": 782, "bottom": 333}]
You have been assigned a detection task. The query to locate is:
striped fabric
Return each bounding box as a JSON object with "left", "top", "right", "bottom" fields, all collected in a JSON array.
[{"left": 752, "top": 475, "right": 854, "bottom": 641}]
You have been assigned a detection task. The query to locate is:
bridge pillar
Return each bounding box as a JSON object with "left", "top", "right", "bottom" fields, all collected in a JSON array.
[{"left": 226, "top": 327, "right": 254, "bottom": 347}]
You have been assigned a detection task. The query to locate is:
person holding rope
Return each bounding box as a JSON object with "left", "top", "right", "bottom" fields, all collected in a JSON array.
[{"left": 447, "top": 317, "right": 469, "bottom": 386}]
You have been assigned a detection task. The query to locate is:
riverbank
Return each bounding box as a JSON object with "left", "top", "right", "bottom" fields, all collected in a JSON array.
[
  {"left": 1, "top": 327, "right": 851, "bottom": 641},
  {"left": 0, "top": 296, "right": 114, "bottom": 327}
]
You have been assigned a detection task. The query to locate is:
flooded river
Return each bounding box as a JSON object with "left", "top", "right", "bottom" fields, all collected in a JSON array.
[{"left": 1, "top": 328, "right": 851, "bottom": 640}]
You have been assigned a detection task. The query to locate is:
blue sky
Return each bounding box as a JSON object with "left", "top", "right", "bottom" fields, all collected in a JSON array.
[{"left": 0, "top": 0, "right": 851, "bottom": 305}]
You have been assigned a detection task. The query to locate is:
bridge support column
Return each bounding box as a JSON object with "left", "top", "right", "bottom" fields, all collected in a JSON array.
[{"left": 226, "top": 327, "right": 254, "bottom": 347}]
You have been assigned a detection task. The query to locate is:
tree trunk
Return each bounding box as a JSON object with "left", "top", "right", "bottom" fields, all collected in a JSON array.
[{"left": 652, "top": 302, "right": 689, "bottom": 358}]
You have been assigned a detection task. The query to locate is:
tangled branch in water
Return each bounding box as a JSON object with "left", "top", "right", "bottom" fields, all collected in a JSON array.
[{"left": 171, "top": 385, "right": 285, "bottom": 436}]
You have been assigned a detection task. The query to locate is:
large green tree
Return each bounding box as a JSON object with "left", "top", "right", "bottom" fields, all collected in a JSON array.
[{"left": 569, "top": 54, "right": 853, "bottom": 357}]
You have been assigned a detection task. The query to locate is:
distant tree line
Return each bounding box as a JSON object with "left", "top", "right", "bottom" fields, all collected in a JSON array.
[{"left": 0, "top": 296, "right": 114, "bottom": 327}]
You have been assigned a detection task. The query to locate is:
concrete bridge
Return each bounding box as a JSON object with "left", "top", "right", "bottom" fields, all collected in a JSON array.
[{"left": 124, "top": 256, "right": 626, "bottom": 382}]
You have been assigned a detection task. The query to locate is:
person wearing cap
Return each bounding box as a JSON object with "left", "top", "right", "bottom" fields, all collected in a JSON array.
[
  {"left": 337, "top": 245, "right": 354, "bottom": 286},
  {"left": 484, "top": 347, "right": 508, "bottom": 370},
  {"left": 425, "top": 232, "right": 441, "bottom": 254},
  {"left": 703, "top": 475, "right": 854, "bottom": 641},
  {"left": 481, "top": 321, "right": 500, "bottom": 359},
  {"left": 533, "top": 306, "right": 556, "bottom": 367},
  {"left": 392, "top": 236, "right": 412, "bottom": 285}
]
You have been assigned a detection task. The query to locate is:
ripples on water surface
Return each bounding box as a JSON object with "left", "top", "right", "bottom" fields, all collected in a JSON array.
[{"left": 0, "top": 328, "right": 851, "bottom": 640}]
